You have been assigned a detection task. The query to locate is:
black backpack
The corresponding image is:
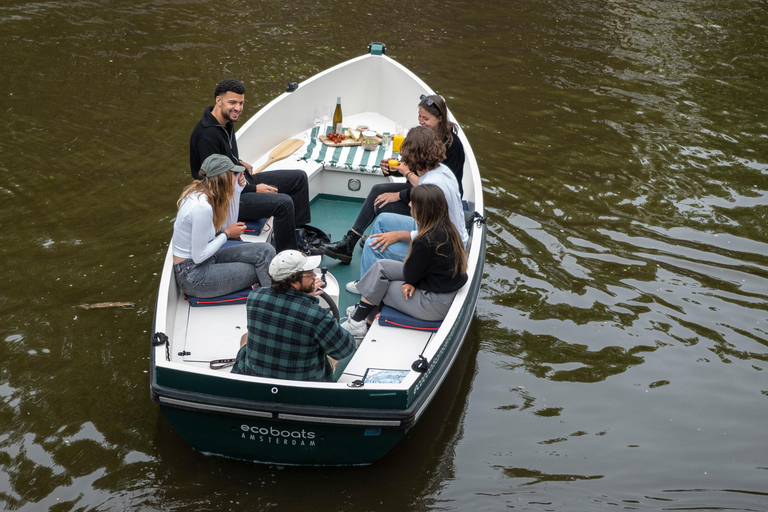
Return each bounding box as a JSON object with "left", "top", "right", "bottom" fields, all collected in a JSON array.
[{"left": 296, "top": 225, "right": 331, "bottom": 256}]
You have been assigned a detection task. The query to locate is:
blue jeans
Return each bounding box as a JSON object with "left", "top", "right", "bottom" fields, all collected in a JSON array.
[
  {"left": 173, "top": 243, "right": 275, "bottom": 298},
  {"left": 359, "top": 213, "right": 417, "bottom": 278}
]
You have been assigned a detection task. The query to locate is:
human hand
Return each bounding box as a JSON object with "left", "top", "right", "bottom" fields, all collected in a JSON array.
[
  {"left": 379, "top": 158, "right": 398, "bottom": 176},
  {"left": 369, "top": 231, "right": 407, "bottom": 252},
  {"left": 240, "top": 160, "right": 254, "bottom": 174},
  {"left": 401, "top": 283, "right": 415, "bottom": 300},
  {"left": 308, "top": 277, "right": 325, "bottom": 296},
  {"left": 374, "top": 192, "right": 401, "bottom": 208},
  {"left": 225, "top": 222, "right": 247, "bottom": 238},
  {"left": 237, "top": 173, "right": 246, "bottom": 187},
  {"left": 256, "top": 184, "right": 278, "bottom": 193}
]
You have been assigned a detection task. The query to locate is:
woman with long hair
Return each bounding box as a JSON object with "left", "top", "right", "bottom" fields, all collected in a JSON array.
[
  {"left": 172, "top": 154, "right": 275, "bottom": 298},
  {"left": 349, "top": 126, "right": 468, "bottom": 292},
  {"left": 319, "top": 94, "right": 465, "bottom": 265},
  {"left": 341, "top": 184, "right": 468, "bottom": 337}
]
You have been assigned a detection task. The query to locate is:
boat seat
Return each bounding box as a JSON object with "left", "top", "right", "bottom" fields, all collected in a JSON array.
[
  {"left": 339, "top": 321, "right": 434, "bottom": 383},
  {"left": 185, "top": 286, "right": 253, "bottom": 307},
  {"left": 377, "top": 305, "right": 442, "bottom": 332}
]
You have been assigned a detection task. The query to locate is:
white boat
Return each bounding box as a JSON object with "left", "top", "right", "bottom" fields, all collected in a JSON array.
[{"left": 150, "top": 43, "right": 486, "bottom": 465}]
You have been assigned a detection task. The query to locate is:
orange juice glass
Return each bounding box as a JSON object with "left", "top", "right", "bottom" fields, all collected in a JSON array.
[
  {"left": 392, "top": 134, "right": 404, "bottom": 153},
  {"left": 388, "top": 159, "right": 399, "bottom": 169}
]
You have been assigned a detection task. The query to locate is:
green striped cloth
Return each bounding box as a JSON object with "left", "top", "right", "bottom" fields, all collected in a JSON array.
[{"left": 299, "top": 127, "right": 396, "bottom": 173}]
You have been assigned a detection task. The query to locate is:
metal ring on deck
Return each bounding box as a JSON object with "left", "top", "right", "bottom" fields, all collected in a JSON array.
[{"left": 271, "top": 387, "right": 279, "bottom": 394}]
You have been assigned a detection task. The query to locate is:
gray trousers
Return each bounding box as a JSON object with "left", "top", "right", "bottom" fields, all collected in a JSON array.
[
  {"left": 356, "top": 259, "right": 457, "bottom": 322},
  {"left": 173, "top": 242, "right": 275, "bottom": 298}
]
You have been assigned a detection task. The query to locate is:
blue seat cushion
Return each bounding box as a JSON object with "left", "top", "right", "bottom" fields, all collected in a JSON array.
[
  {"left": 244, "top": 218, "right": 268, "bottom": 236},
  {"left": 186, "top": 286, "right": 253, "bottom": 307},
  {"left": 377, "top": 305, "right": 443, "bottom": 332}
]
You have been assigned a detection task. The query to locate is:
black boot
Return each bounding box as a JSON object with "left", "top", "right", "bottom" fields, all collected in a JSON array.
[{"left": 318, "top": 230, "right": 360, "bottom": 265}]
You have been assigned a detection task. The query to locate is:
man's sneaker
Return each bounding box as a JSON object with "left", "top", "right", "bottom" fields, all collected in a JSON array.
[
  {"left": 346, "top": 280, "right": 361, "bottom": 294},
  {"left": 341, "top": 317, "right": 368, "bottom": 341},
  {"left": 317, "top": 230, "right": 360, "bottom": 265}
]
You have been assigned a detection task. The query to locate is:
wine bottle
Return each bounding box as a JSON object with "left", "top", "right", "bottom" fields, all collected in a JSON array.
[{"left": 333, "top": 95, "right": 343, "bottom": 134}]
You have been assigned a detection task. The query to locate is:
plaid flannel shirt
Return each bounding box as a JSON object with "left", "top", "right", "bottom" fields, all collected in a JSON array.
[{"left": 231, "top": 287, "right": 356, "bottom": 382}]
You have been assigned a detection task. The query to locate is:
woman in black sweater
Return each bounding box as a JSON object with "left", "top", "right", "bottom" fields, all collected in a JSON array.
[{"left": 341, "top": 184, "right": 468, "bottom": 337}]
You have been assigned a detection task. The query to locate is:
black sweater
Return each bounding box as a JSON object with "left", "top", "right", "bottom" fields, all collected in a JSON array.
[
  {"left": 404, "top": 228, "right": 468, "bottom": 294},
  {"left": 189, "top": 106, "right": 240, "bottom": 179}
]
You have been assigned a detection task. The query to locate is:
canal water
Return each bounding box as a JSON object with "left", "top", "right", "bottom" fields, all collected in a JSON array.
[{"left": 1, "top": 0, "right": 767, "bottom": 510}]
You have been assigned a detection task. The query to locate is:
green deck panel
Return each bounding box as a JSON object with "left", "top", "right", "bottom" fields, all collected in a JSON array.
[{"left": 309, "top": 195, "right": 368, "bottom": 315}]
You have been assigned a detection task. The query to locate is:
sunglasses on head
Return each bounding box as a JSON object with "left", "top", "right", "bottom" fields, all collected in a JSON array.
[{"left": 419, "top": 94, "right": 443, "bottom": 114}]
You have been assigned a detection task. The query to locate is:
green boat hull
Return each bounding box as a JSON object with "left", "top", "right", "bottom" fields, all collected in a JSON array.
[{"left": 160, "top": 405, "right": 405, "bottom": 466}]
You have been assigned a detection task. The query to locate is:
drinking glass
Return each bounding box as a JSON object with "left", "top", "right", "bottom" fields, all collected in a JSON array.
[
  {"left": 321, "top": 106, "right": 331, "bottom": 135},
  {"left": 313, "top": 108, "right": 322, "bottom": 137}
]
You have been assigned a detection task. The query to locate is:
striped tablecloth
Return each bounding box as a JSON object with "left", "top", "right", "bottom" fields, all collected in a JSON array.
[{"left": 298, "top": 127, "right": 397, "bottom": 174}]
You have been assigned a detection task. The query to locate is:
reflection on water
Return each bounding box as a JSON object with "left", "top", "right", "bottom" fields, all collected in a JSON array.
[{"left": 1, "top": 0, "right": 767, "bottom": 510}]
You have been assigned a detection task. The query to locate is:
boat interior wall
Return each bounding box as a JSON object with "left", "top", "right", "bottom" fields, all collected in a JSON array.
[
  {"left": 236, "top": 55, "right": 436, "bottom": 166},
  {"left": 309, "top": 166, "right": 403, "bottom": 203},
  {"left": 155, "top": 246, "right": 180, "bottom": 344},
  {"left": 229, "top": 53, "right": 482, "bottom": 209}
]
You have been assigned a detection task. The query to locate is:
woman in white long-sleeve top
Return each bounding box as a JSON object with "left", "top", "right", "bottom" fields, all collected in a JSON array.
[
  {"left": 341, "top": 184, "right": 468, "bottom": 338},
  {"left": 172, "top": 154, "right": 275, "bottom": 298}
]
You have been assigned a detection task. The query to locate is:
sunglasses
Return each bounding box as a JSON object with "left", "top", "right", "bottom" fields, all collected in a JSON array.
[{"left": 419, "top": 94, "right": 443, "bottom": 115}]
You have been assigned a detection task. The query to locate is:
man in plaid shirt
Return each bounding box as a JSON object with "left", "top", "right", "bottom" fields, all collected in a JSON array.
[{"left": 232, "top": 250, "right": 356, "bottom": 381}]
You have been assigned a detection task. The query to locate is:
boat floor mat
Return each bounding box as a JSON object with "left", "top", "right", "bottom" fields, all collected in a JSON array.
[{"left": 308, "top": 196, "right": 367, "bottom": 316}]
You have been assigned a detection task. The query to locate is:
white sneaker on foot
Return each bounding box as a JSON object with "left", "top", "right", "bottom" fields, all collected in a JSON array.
[
  {"left": 341, "top": 317, "right": 368, "bottom": 339},
  {"left": 346, "top": 280, "right": 361, "bottom": 294}
]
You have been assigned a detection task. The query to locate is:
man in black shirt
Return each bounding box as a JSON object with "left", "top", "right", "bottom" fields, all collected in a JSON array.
[{"left": 189, "top": 78, "right": 311, "bottom": 252}]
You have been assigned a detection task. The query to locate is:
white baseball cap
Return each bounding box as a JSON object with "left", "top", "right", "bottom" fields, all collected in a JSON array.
[{"left": 268, "top": 250, "right": 322, "bottom": 280}]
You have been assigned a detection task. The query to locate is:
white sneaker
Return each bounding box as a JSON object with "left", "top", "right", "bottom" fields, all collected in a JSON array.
[
  {"left": 346, "top": 280, "right": 361, "bottom": 294},
  {"left": 341, "top": 317, "right": 368, "bottom": 340}
]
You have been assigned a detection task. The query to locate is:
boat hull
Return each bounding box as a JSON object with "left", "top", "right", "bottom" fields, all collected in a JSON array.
[{"left": 159, "top": 405, "right": 405, "bottom": 466}]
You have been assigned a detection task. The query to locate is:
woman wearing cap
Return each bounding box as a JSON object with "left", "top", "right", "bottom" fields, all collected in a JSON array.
[
  {"left": 319, "top": 94, "right": 465, "bottom": 265},
  {"left": 172, "top": 154, "right": 275, "bottom": 298},
  {"left": 341, "top": 184, "right": 468, "bottom": 338}
]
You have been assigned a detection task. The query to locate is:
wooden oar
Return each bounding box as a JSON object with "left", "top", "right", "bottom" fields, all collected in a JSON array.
[{"left": 251, "top": 138, "right": 304, "bottom": 174}]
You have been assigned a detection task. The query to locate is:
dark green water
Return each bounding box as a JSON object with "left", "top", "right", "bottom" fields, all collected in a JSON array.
[{"left": 1, "top": 0, "right": 767, "bottom": 510}]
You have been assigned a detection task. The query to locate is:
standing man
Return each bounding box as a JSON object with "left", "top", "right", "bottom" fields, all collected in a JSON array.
[
  {"left": 231, "top": 251, "right": 357, "bottom": 382},
  {"left": 190, "top": 78, "right": 312, "bottom": 252}
]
